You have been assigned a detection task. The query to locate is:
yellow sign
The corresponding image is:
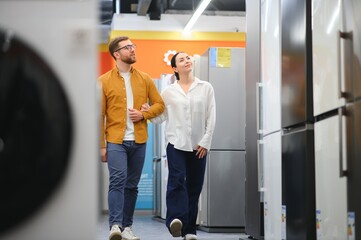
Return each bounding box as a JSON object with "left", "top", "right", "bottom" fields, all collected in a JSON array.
[{"left": 216, "top": 48, "right": 231, "bottom": 68}]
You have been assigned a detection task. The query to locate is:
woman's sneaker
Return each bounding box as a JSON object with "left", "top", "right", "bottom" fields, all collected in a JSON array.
[
  {"left": 184, "top": 234, "right": 197, "bottom": 240},
  {"left": 109, "top": 225, "right": 122, "bottom": 240},
  {"left": 169, "top": 218, "right": 182, "bottom": 237},
  {"left": 121, "top": 226, "right": 140, "bottom": 240}
]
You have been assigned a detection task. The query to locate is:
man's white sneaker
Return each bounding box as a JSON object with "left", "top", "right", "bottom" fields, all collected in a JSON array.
[
  {"left": 184, "top": 234, "right": 198, "bottom": 240},
  {"left": 109, "top": 225, "right": 122, "bottom": 240},
  {"left": 121, "top": 226, "right": 140, "bottom": 240},
  {"left": 170, "top": 218, "right": 182, "bottom": 237}
]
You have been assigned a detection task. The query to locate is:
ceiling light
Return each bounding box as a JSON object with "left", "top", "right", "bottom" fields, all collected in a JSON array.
[
  {"left": 183, "top": 0, "right": 212, "bottom": 33},
  {"left": 137, "top": 0, "right": 152, "bottom": 16}
]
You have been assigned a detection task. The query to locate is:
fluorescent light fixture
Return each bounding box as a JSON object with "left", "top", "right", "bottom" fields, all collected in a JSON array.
[
  {"left": 137, "top": 0, "right": 152, "bottom": 16},
  {"left": 115, "top": 0, "right": 120, "bottom": 14},
  {"left": 183, "top": 0, "right": 212, "bottom": 33}
]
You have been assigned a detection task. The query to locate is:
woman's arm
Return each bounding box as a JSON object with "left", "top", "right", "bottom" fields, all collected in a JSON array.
[{"left": 141, "top": 103, "right": 167, "bottom": 124}]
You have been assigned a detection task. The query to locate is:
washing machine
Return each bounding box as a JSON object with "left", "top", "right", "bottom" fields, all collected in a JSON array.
[{"left": 0, "top": 1, "right": 100, "bottom": 239}]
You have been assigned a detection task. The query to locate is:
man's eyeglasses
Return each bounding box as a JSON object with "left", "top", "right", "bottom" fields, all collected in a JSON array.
[{"left": 114, "top": 44, "right": 136, "bottom": 52}]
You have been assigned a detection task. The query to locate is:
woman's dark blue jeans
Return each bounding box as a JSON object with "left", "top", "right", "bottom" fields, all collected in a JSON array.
[{"left": 165, "top": 143, "right": 207, "bottom": 236}]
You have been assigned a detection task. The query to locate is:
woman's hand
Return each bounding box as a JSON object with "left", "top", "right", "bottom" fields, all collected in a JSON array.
[
  {"left": 195, "top": 145, "right": 207, "bottom": 159},
  {"left": 141, "top": 103, "right": 150, "bottom": 112}
]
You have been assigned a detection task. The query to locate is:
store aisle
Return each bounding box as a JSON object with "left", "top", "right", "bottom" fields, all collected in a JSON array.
[{"left": 97, "top": 213, "right": 248, "bottom": 240}]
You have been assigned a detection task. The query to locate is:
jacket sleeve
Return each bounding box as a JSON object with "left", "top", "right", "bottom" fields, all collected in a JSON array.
[
  {"left": 99, "top": 80, "right": 106, "bottom": 149},
  {"left": 142, "top": 78, "right": 165, "bottom": 120}
]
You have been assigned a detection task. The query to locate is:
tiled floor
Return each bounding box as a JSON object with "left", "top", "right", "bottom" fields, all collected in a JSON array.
[{"left": 97, "top": 212, "right": 249, "bottom": 240}]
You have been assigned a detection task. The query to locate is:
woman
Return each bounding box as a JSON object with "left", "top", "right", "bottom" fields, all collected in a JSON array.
[{"left": 144, "top": 52, "right": 216, "bottom": 240}]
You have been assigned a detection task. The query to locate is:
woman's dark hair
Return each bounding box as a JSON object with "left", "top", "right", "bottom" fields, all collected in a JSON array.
[{"left": 170, "top": 52, "right": 183, "bottom": 80}]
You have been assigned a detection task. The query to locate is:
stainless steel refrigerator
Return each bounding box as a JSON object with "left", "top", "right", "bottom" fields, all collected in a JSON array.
[
  {"left": 198, "top": 47, "right": 246, "bottom": 232},
  {"left": 245, "top": 0, "right": 263, "bottom": 238},
  {"left": 260, "top": 0, "right": 282, "bottom": 239},
  {"left": 281, "top": 0, "right": 316, "bottom": 239},
  {"left": 312, "top": 0, "right": 361, "bottom": 239}
]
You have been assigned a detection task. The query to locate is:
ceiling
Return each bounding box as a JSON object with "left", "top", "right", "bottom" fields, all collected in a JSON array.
[{"left": 100, "top": 0, "right": 246, "bottom": 24}]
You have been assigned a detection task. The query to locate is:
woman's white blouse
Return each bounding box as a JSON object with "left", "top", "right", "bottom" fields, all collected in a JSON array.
[{"left": 151, "top": 77, "right": 216, "bottom": 152}]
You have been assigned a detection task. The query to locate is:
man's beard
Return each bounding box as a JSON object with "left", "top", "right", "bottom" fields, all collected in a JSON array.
[{"left": 122, "top": 55, "right": 136, "bottom": 64}]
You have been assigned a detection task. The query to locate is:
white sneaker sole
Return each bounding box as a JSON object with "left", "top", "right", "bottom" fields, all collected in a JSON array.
[
  {"left": 184, "top": 234, "right": 198, "bottom": 240},
  {"left": 121, "top": 235, "right": 140, "bottom": 240}
]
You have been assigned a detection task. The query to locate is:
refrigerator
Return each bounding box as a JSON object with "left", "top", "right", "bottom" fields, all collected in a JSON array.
[
  {"left": 152, "top": 74, "right": 174, "bottom": 220},
  {"left": 312, "top": 0, "right": 361, "bottom": 239},
  {"left": 245, "top": 0, "right": 263, "bottom": 238},
  {"left": 198, "top": 47, "right": 246, "bottom": 231},
  {"left": 260, "top": 0, "right": 282, "bottom": 239},
  {"left": 280, "top": 0, "right": 316, "bottom": 239}
]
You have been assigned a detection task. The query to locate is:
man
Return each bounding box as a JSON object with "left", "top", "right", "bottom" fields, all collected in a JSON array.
[{"left": 99, "top": 36, "right": 165, "bottom": 240}]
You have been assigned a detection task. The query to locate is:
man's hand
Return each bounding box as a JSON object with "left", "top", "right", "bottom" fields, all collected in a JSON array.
[
  {"left": 128, "top": 108, "right": 144, "bottom": 122},
  {"left": 101, "top": 148, "right": 107, "bottom": 162}
]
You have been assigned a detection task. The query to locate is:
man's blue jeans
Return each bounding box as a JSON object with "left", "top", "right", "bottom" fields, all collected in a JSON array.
[{"left": 107, "top": 141, "right": 146, "bottom": 229}]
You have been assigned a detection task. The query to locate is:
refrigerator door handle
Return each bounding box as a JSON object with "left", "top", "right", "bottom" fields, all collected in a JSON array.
[
  {"left": 257, "top": 139, "right": 264, "bottom": 192},
  {"left": 256, "top": 82, "right": 263, "bottom": 134},
  {"left": 338, "top": 30, "right": 353, "bottom": 100},
  {"left": 338, "top": 107, "right": 348, "bottom": 177}
]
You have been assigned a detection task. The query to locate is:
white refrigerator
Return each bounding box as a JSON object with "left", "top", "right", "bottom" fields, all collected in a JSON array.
[
  {"left": 312, "top": 0, "right": 361, "bottom": 239},
  {"left": 260, "top": 0, "right": 282, "bottom": 239},
  {"left": 258, "top": 0, "right": 282, "bottom": 240},
  {"left": 152, "top": 74, "right": 175, "bottom": 220}
]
